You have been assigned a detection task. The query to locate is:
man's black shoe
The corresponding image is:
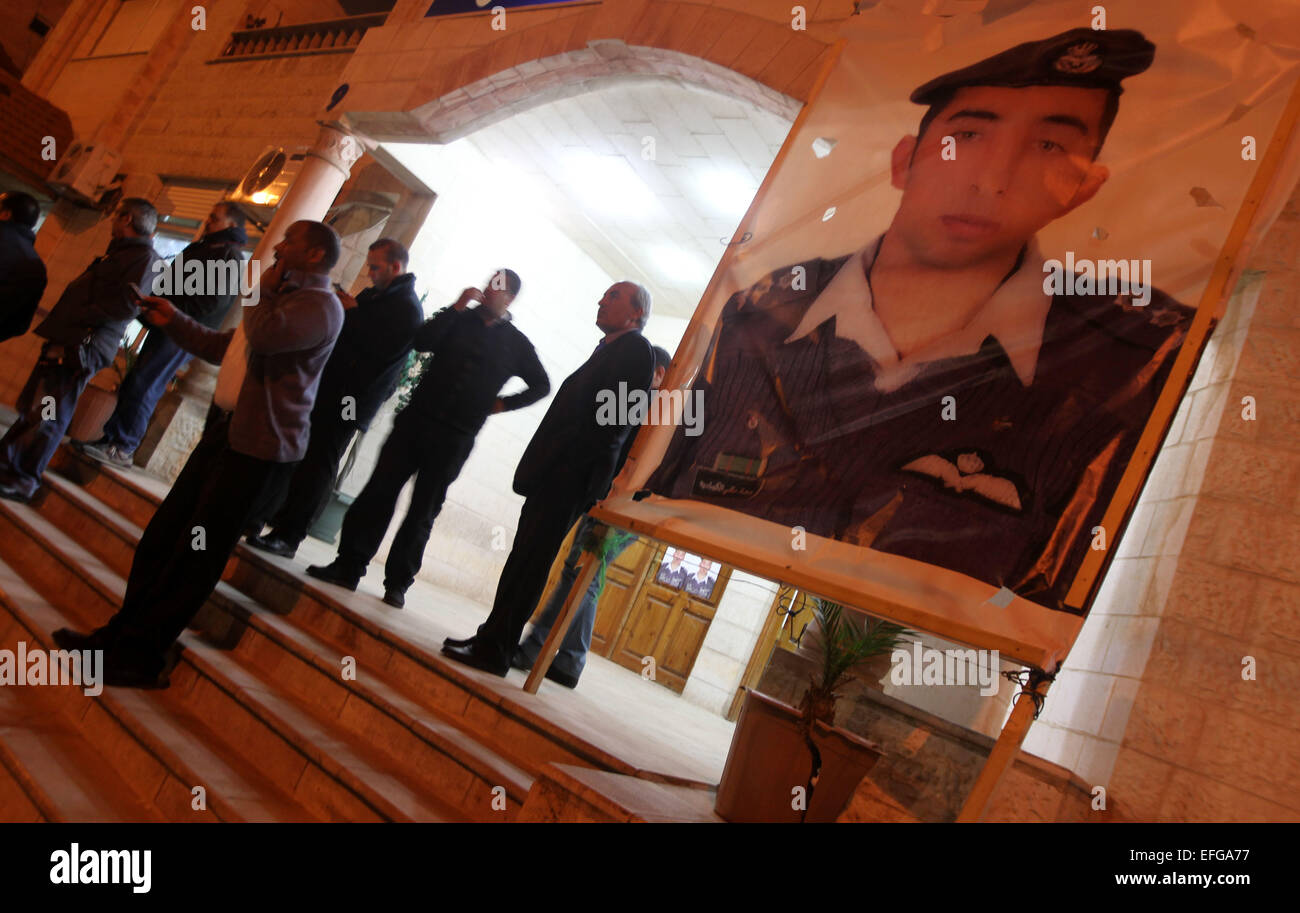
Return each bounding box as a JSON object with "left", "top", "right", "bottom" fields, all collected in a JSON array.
[
  {"left": 543, "top": 665, "right": 580, "bottom": 689},
  {"left": 52, "top": 626, "right": 113, "bottom": 652},
  {"left": 305, "top": 562, "right": 359, "bottom": 591},
  {"left": 441, "top": 642, "right": 509, "bottom": 677},
  {"left": 510, "top": 649, "right": 532, "bottom": 672},
  {"left": 382, "top": 588, "right": 405, "bottom": 609},
  {"left": 246, "top": 534, "right": 298, "bottom": 558},
  {"left": 0, "top": 482, "right": 32, "bottom": 503},
  {"left": 443, "top": 635, "right": 475, "bottom": 648}
]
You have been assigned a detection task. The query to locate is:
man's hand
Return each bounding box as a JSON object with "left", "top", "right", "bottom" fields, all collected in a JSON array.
[
  {"left": 137, "top": 295, "right": 176, "bottom": 327},
  {"left": 260, "top": 259, "right": 286, "bottom": 294},
  {"left": 334, "top": 284, "right": 358, "bottom": 310},
  {"left": 453, "top": 288, "right": 483, "bottom": 312}
]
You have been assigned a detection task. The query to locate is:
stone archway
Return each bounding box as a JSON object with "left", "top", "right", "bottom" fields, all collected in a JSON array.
[
  {"left": 337, "top": 1, "right": 838, "bottom": 142},
  {"left": 409, "top": 41, "right": 800, "bottom": 145}
]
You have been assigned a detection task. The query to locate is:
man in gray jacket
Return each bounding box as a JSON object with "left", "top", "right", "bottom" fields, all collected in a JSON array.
[
  {"left": 0, "top": 198, "right": 157, "bottom": 502},
  {"left": 54, "top": 219, "right": 343, "bottom": 688}
]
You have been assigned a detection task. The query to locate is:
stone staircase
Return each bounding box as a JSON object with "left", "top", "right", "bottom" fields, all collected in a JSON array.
[{"left": 0, "top": 444, "right": 717, "bottom": 822}]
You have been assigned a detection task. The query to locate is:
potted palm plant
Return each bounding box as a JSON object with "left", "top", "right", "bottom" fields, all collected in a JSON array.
[{"left": 714, "top": 598, "right": 911, "bottom": 823}]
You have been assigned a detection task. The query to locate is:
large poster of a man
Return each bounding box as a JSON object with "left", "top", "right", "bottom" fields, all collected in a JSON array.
[{"left": 600, "top": 0, "right": 1300, "bottom": 663}]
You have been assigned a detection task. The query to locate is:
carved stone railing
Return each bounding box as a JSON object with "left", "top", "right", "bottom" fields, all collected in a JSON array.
[{"left": 211, "top": 13, "right": 387, "bottom": 63}]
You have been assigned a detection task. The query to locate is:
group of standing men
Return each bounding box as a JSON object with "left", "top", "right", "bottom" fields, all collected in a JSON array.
[{"left": 0, "top": 191, "right": 666, "bottom": 690}]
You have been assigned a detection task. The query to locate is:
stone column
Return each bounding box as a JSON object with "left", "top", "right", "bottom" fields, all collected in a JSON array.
[
  {"left": 139, "top": 122, "right": 366, "bottom": 481},
  {"left": 242, "top": 121, "right": 366, "bottom": 287}
]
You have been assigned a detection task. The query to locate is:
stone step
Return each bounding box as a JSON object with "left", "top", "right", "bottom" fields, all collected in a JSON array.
[
  {"left": 0, "top": 559, "right": 303, "bottom": 822},
  {"left": 46, "top": 453, "right": 699, "bottom": 789},
  {"left": 34, "top": 470, "right": 536, "bottom": 818},
  {"left": 0, "top": 500, "right": 459, "bottom": 822}
]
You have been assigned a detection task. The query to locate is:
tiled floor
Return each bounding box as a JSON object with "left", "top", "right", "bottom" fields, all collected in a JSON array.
[{"left": 103, "top": 466, "right": 737, "bottom": 786}]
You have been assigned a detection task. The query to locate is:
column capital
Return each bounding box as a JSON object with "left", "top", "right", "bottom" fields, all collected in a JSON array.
[{"left": 307, "top": 121, "right": 366, "bottom": 178}]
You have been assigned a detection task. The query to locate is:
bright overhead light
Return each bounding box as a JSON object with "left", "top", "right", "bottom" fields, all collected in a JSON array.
[
  {"left": 694, "top": 167, "right": 758, "bottom": 220},
  {"left": 564, "top": 151, "right": 659, "bottom": 220},
  {"left": 646, "top": 243, "right": 713, "bottom": 286}
]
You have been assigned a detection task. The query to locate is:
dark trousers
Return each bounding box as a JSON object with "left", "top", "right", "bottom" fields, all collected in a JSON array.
[
  {"left": 335, "top": 415, "right": 476, "bottom": 592},
  {"left": 101, "top": 329, "right": 192, "bottom": 453},
  {"left": 250, "top": 409, "right": 356, "bottom": 545},
  {"left": 0, "top": 344, "right": 109, "bottom": 497},
  {"left": 474, "top": 473, "right": 591, "bottom": 666},
  {"left": 516, "top": 515, "right": 632, "bottom": 679},
  {"left": 103, "top": 414, "right": 295, "bottom": 672}
]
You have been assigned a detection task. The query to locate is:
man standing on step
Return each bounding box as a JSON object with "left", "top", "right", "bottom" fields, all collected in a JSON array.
[
  {"left": 80, "top": 202, "right": 248, "bottom": 469},
  {"left": 442, "top": 280, "right": 655, "bottom": 677},
  {"left": 245, "top": 237, "right": 423, "bottom": 556},
  {"left": 53, "top": 220, "right": 344, "bottom": 689},
  {"left": 510, "top": 344, "right": 671, "bottom": 689},
  {"left": 306, "top": 268, "right": 549, "bottom": 609},
  {"left": 0, "top": 191, "right": 49, "bottom": 343},
  {"left": 0, "top": 198, "right": 158, "bottom": 503}
]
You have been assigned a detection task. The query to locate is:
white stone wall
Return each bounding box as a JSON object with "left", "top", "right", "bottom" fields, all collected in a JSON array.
[
  {"left": 681, "top": 571, "right": 779, "bottom": 716},
  {"left": 1021, "top": 272, "right": 1264, "bottom": 789}
]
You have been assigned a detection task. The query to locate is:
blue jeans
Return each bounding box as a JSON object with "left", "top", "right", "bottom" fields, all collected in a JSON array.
[
  {"left": 516, "top": 520, "right": 633, "bottom": 680},
  {"left": 102, "top": 329, "right": 192, "bottom": 452},
  {"left": 0, "top": 343, "right": 109, "bottom": 497}
]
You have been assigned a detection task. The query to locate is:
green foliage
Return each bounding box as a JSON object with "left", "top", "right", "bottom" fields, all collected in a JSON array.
[
  {"left": 394, "top": 291, "right": 431, "bottom": 412},
  {"left": 393, "top": 349, "right": 432, "bottom": 413},
  {"left": 809, "top": 598, "right": 911, "bottom": 696}
]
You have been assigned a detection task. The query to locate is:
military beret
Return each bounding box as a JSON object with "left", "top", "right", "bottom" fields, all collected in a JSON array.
[{"left": 910, "top": 27, "right": 1155, "bottom": 105}]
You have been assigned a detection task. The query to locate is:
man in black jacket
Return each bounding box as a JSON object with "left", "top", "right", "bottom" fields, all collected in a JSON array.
[
  {"left": 245, "top": 237, "right": 423, "bottom": 557},
  {"left": 0, "top": 198, "right": 157, "bottom": 502},
  {"left": 0, "top": 191, "right": 48, "bottom": 343},
  {"left": 81, "top": 202, "right": 247, "bottom": 468},
  {"left": 511, "top": 344, "right": 672, "bottom": 688},
  {"left": 442, "top": 280, "right": 655, "bottom": 676},
  {"left": 307, "top": 268, "right": 550, "bottom": 607}
]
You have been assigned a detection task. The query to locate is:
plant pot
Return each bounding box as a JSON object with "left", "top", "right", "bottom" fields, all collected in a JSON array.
[
  {"left": 67, "top": 383, "right": 118, "bottom": 442},
  {"left": 715, "top": 690, "right": 882, "bottom": 823},
  {"left": 307, "top": 490, "right": 355, "bottom": 545}
]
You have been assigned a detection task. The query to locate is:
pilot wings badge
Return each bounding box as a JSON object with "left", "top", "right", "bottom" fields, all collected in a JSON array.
[{"left": 900, "top": 452, "right": 1023, "bottom": 511}]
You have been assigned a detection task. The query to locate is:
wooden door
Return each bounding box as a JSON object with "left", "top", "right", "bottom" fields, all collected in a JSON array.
[
  {"left": 531, "top": 529, "right": 732, "bottom": 694},
  {"left": 600, "top": 544, "right": 732, "bottom": 693}
]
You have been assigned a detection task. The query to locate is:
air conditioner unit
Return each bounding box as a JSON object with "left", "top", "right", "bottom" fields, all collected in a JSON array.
[
  {"left": 227, "top": 145, "right": 308, "bottom": 228},
  {"left": 47, "top": 142, "right": 122, "bottom": 205}
]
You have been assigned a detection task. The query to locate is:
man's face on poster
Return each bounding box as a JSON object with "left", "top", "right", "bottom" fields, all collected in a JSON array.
[{"left": 889, "top": 84, "right": 1112, "bottom": 268}]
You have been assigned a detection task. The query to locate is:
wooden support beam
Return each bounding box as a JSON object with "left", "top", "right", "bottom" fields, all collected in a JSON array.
[
  {"left": 956, "top": 673, "right": 1053, "bottom": 822},
  {"left": 522, "top": 552, "right": 599, "bottom": 694}
]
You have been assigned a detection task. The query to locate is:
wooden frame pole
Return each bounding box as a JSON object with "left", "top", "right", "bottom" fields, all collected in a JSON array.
[
  {"left": 522, "top": 552, "right": 600, "bottom": 694},
  {"left": 956, "top": 671, "right": 1054, "bottom": 822}
]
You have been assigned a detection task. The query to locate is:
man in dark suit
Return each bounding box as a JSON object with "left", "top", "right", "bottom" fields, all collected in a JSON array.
[
  {"left": 80, "top": 202, "right": 248, "bottom": 468},
  {"left": 0, "top": 191, "right": 48, "bottom": 343},
  {"left": 511, "top": 344, "right": 672, "bottom": 688},
  {"left": 306, "top": 268, "right": 549, "bottom": 607},
  {"left": 442, "top": 280, "right": 656, "bottom": 676},
  {"left": 0, "top": 198, "right": 158, "bottom": 502},
  {"left": 646, "top": 28, "right": 1195, "bottom": 612},
  {"left": 245, "top": 237, "right": 423, "bottom": 558}
]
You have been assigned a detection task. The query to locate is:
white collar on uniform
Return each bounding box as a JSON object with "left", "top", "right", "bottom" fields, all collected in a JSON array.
[{"left": 784, "top": 235, "right": 1052, "bottom": 392}]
